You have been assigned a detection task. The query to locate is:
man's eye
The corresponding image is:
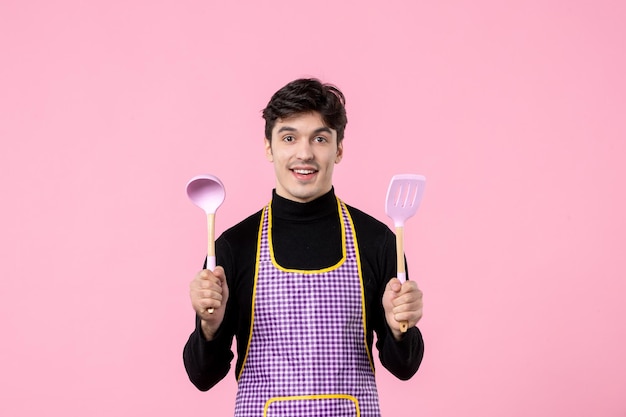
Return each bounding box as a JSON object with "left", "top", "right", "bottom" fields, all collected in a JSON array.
[
  {"left": 283, "top": 135, "right": 295, "bottom": 142},
  {"left": 314, "top": 136, "right": 327, "bottom": 143}
]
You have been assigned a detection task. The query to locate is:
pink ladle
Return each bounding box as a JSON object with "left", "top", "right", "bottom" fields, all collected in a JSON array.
[{"left": 186, "top": 174, "right": 226, "bottom": 273}]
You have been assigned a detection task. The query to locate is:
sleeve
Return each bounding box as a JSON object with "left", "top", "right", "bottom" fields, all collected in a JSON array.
[
  {"left": 376, "top": 323, "right": 424, "bottom": 380},
  {"left": 183, "top": 314, "right": 235, "bottom": 391}
]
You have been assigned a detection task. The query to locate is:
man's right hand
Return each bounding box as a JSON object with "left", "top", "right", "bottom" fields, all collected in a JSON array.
[{"left": 189, "top": 266, "right": 229, "bottom": 341}]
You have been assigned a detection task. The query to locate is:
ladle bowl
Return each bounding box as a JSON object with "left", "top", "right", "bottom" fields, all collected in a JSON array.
[
  {"left": 186, "top": 174, "right": 226, "bottom": 287},
  {"left": 186, "top": 174, "right": 226, "bottom": 215}
]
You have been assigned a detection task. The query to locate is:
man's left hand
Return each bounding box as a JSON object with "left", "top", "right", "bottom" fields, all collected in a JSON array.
[{"left": 382, "top": 278, "right": 423, "bottom": 340}]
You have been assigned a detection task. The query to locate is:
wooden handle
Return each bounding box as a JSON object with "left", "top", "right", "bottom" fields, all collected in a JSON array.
[
  {"left": 207, "top": 213, "right": 216, "bottom": 259},
  {"left": 396, "top": 227, "right": 405, "bottom": 276},
  {"left": 207, "top": 213, "right": 216, "bottom": 314},
  {"left": 395, "top": 226, "right": 408, "bottom": 333}
]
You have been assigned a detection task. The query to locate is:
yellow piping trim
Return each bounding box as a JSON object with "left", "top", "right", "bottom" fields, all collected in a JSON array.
[
  {"left": 342, "top": 200, "right": 376, "bottom": 374},
  {"left": 264, "top": 394, "right": 360, "bottom": 417},
  {"left": 268, "top": 197, "right": 346, "bottom": 274}
]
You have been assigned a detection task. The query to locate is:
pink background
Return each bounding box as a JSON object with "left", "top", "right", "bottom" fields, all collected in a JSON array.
[{"left": 1, "top": 1, "right": 625, "bottom": 416}]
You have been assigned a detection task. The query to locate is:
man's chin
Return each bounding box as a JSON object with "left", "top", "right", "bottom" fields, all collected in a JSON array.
[{"left": 281, "top": 187, "right": 321, "bottom": 203}]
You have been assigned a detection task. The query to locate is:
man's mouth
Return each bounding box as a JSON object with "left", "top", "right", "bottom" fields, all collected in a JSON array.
[
  {"left": 291, "top": 168, "right": 318, "bottom": 180},
  {"left": 292, "top": 169, "right": 316, "bottom": 175}
]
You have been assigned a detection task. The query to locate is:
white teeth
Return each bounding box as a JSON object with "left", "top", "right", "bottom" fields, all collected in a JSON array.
[{"left": 294, "top": 169, "right": 315, "bottom": 174}]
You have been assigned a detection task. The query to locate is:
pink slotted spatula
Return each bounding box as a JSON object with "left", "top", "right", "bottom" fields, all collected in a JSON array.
[{"left": 385, "top": 174, "right": 426, "bottom": 332}]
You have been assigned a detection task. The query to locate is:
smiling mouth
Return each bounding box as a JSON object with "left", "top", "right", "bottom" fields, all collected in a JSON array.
[
  {"left": 292, "top": 169, "right": 317, "bottom": 175},
  {"left": 291, "top": 168, "right": 318, "bottom": 180}
]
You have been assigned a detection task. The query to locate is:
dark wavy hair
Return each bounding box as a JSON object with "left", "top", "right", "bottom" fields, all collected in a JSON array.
[{"left": 262, "top": 78, "right": 348, "bottom": 143}]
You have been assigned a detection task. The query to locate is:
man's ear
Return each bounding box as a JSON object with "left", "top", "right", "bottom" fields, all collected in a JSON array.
[
  {"left": 335, "top": 141, "right": 343, "bottom": 164},
  {"left": 264, "top": 138, "right": 273, "bottom": 162}
]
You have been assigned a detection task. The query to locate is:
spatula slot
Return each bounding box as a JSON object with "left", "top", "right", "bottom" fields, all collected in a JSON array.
[{"left": 391, "top": 183, "right": 419, "bottom": 208}]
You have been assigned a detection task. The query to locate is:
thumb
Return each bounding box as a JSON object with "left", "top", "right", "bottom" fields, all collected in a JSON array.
[
  {"left": 386, "top": 277, "right": 402, "bottom": 294},
  {"left": 212, "top": 265, "right": 226, "bottom": 282}
]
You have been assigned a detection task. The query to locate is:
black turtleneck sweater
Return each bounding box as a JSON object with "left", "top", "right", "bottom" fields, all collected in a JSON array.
[{"left": 183, "top": 188, "right": 424, "bottom": 391}]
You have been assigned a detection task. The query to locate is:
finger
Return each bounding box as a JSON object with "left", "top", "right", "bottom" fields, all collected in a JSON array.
[
  {"left": 399, "top": 308, "right": 423, "bottom": 326},
  {"left": 397, "top": 280, "right": 418, "bottom": 295},
  {"left": 198, "top": 269, "right": 212, "bottom": 280},
  {"left": 193, "top": 278, "right": 219, "bottom": 293},
  {"left": 192, "top": 270, "right": 211, "bottom": 289},
  {"left": 393, "top": 297, "right": 423, "bottom": 314},
  {"left": 197, "top": 289, "right": 222, "bottom": 300},
  {"left": 196, "top": 269, "right": 224, "bottom": 289},
  {"left": 393, "top": 297, "right": 423, "bottom": 324},
  {"left": 392, "top": 299, "right": 422, "bottom": 315},
  {"left": 197, "top": 297, "right": 221, "bottom": 314},
  {"left": 191, "top": 284, "right": 223, "bottom": 309},
  {"left": 392, "top": 301, "right": 422, "bottom": 326},
  {"left": 394, "top": 285, "right": 423, "bottom": 305}
]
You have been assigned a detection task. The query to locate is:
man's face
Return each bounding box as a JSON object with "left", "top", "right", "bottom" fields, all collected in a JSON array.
[{"left": 265, "top": 111, "right": 343, "bottom": 203}]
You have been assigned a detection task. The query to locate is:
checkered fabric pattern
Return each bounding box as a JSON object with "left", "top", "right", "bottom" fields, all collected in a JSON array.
[{"left": 234, "top": 200, "right": 381, "bottom": 417}]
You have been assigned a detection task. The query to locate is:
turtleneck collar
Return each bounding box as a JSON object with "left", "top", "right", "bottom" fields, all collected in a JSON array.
[{"left": 271, "top": 188, "right": 338, "bottom": 222}]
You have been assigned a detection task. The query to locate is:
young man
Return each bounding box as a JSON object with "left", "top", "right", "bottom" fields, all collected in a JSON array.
[{"left": 184, "top": 78, "right": 424, "bottom": 417}]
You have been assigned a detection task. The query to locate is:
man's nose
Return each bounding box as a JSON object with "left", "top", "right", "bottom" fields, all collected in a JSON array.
[{"left": 296, "top": 140, "right": 314, "bottom": 160}]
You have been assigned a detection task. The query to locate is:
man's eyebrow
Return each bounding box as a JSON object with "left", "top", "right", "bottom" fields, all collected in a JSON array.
[
  {"left": 313, "top": 127, "right": 333, "bottom": 135},
  {"left": 276, "top": 126, "right": 297, "bottom": 133},
  {"left": 275, "top": 126, "right": 333, "bottom": 134}
]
